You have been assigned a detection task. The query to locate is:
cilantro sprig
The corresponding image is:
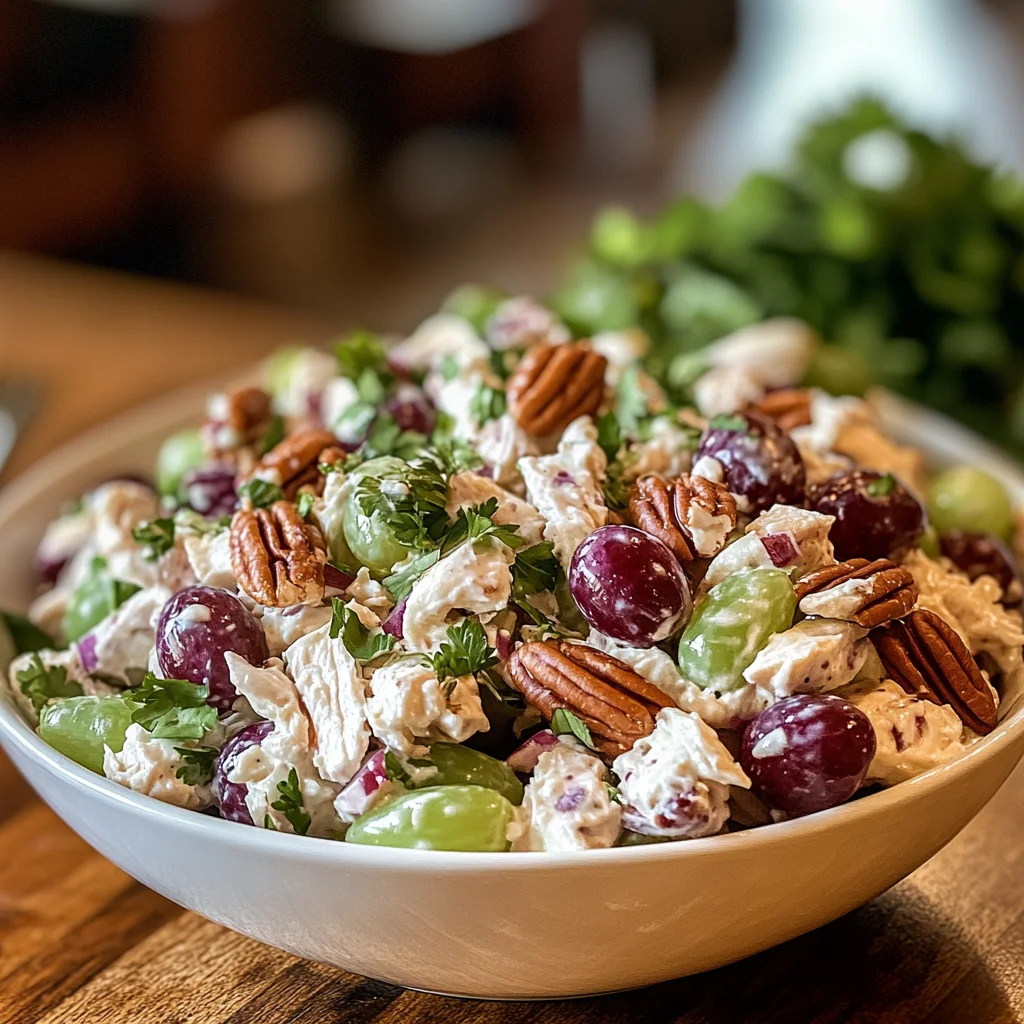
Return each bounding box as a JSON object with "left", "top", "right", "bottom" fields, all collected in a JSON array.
[
  {"left": 132, "top": 517, "right": 176, "bottom": 561},
  {"left": 174, "top": 746, "right": 217, "bottom": 786},
  {"left": 329, "top": 597, "right": 395, "bottom": 662},
  {"left": 431, "top": 619, "right": 498, "bottom": 684},
  {"left": 128, "top": 674, "right": 218, "bottom": 740},
  {"left": 271, "top": 767, "right": 311, "bottom": 835},
  {"left": 15, "top": 654, "right": 83, "bottom": 713}
]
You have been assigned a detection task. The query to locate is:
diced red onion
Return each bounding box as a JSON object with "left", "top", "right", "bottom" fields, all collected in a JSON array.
[
  {"left": 335, "top": 749, "right": 391, "bottom": 820},
  {"left": 324, "top": 564, "right": 355, "bottom": 593},
  {"left": 495, "top": 629, "right": 513, "bottom": 662},
  {"left": 554, "top": 471, "right": 576, "bottom": 486},
  {"left": 506, "top": 729, "right": 559, "bottom": 773},
  {"left": 555, "top": 786, "right": 586, "bottom": 812},
  {"left": 760, "top": 531, "right": 800, "bottom": 567},
  {"left": 382, "top": 598, "right": 407, "bottom": 639},
  {"left": 77, "top": 633, "right": 99, "bottom": 673},
  {"left": 478, "top": 465, "right": 495, "bottom": 480}
]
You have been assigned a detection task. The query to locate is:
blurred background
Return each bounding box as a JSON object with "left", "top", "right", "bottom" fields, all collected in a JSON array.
[{"left": 5, "top": 0, "right": 1024, "bottom": 446}]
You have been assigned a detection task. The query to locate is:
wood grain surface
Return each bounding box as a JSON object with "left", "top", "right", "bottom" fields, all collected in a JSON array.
[{"left": 2, "top": 252, "right": 1024, "bottom": 1024}]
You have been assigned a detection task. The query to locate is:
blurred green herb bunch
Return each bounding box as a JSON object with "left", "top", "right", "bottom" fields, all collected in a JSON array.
[{"left": 549, "top": 98, "right": 1024, "bottom": 451}]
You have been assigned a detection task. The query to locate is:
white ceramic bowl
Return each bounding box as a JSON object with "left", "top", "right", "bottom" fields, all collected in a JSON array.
[{"left": 2, "top": 387, "right": 1024, "bottom": 999}]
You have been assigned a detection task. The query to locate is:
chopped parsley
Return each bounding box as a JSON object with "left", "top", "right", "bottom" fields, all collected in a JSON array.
[
  {"left": 708, "top": 413, "right": 749, "bottom": 434},
  {"left": 128, "top": 674, "right": 218, "bottom": 740},
  {"left": 427, "top": 428, "right": 483, "bottom": 475},
  {"left": 237, "top": 478, "right": 284, "bottom": 508},
  {"left": 602, "top": 452, "right": 635, "bottom": 511},
  {"left": 271, "top": 767, "right": 311, "bottom": 835},
  {"left": 431, "top": 619, "right": 498, "bottom": 683},
  {"left": 359, "top": 413, "right": 427, "bottom": 462},
  {"left": 383, "top": 749, "right": 410, "bottom": 785},
  {"left": 335, "top": 328, "right": 389, "bottom": 382},
  {"left": 296, "top": 492, "right": 315, "bottom": 519},
  {"left": 511, "top": 542, "right": 559, "bottom": 602},
  {"left": 596, "top": 412, "right": 623, "bottom": 463},
  {"left": 439, "top": 355, "right": 460, "bottom": 382},
  {"left": 550, "top": 707, "right": 596, "bottom": 749},
  {"left": 469, "top": 384, "right": 507, "bottom": 427},
  {"left": 256, "top": 413, "right": 285, "bottom": 457},
  {"left": 0, "top": 611, "right": 55, "bottom": 655},
  {"left": 614, "top": 364, "right": 649, "bottom": 438},
  {"left": 353, "top": 456, "right": 449, "bottom": 552},
  {"left": 383, "top": 549, "right": 441, "bottom": 602},
  {"left": 329, "top": 597, "right": 396, "bottom": 662},
  {"left": 132, "top": 517, "right": 176, "bottom": 561},
  {"left": 605, "top": 782, "right": 622, "bottom": 804},
  {"left": 15, "top": 654, "right": 83, "bottom": 713},
  {"left": 867, "top": 473, "right": 897, "bottom": 498},
  {"left": 174, "top": 746, "right": 217, "bottom": 786}
]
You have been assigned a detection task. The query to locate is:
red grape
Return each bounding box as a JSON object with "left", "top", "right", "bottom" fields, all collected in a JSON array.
[
  {"left": 695, "top": 410, "right": 806, "bottom": 514},
  {"left": 213, "top": 720, "right": 273, "bottom": 824},
  {"left": 741, "top": 694, "right": 876, "bottom": 816},
  {"left": 569, "top": 525, "right": 692, "bottom": 646},
  {"left": 939, "top": 531, "right": 1022, "bottom": 607},
  {"left": 809, "top": 470, "right": 924, "bottom": 561}
]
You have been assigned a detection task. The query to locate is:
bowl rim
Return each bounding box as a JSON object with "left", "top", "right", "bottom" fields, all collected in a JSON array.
[{"left": 2, "top": 380, "right": 1024, "bottom": 870}]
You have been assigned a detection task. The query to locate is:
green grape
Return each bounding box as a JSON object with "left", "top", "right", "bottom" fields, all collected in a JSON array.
[
  {"left": 346, "top": 785, "right": 516, "bottom": 852},
  {"left": 915, "top": 524, "right": 941, "bottom": 559},
  {"left": 264, "top": 346, "right": 307, "bottom": 402},
  {"left": 927, "top": 466, "right": 1015, "bottom": 541},
  {"left": 677, "top": 568, "right": 796, "bottom": 694},
  {"left": 155, "top": 428, "right": 204, "bottom": 499},
  {"left": 420, "top": 744, "right": 524, "bottom": 805},
  {"left": 590, "top": 207, "right": 649, "bottom": 268},
  {"left": 38, "top": 696, "right": 133, "bottom": 774},
  {"left": 63, "top": 559, "right": 141, "bottom": 642},
  {"left": 341, "top": 457, "right": 421, "bottom": 576},
  {"left": 442, "top": 283, "right": 508, "bottom": 335}
]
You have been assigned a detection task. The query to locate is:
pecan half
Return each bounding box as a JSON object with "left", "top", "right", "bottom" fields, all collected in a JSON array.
[
  {"left": 248, "top": 428, "right": 338, "bottom": 499},
  {"left": 871, "top": 608, "right": 998, "bottom": 734},
  {"left": 507, "top": 640, "right": 674, "bottom": 757},
  {"left": 796, "top": 558, "right": 917, "bottom": 628},
  {"left": 628, "top": 474, "right": 737, "bottom": 562},
  {"left": 230, "top": 500, "right": 327, "bottom": 607},
  {"left": 505, "top": 341, "right": 607, "bottom": 437},
  {"left": 751, "top": 388, "right": 812, "bottom": 432}
]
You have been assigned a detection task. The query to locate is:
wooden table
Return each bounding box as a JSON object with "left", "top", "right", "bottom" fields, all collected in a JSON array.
[{"left": 2, "top": 253, "right": 1024, "bottom": 1024}]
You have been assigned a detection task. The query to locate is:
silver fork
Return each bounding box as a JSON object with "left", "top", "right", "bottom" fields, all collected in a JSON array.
[{"left": 0, "top": 381, "right": 41, "bottom": 479}]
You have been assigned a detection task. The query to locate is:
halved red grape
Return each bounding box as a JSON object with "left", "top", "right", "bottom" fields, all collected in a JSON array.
[
  {"left": 695, "top": 410, "right": 805, "bottom": 513},
  {"left": 569, "top": 525, "right": 692, "bottom": 647},
  {"left": 182, "top": 464, "right": 238, "bottom": 518},
  {"left": 809, "top": 470, "right": 924, "bottom": 561},
  {"left": 156, "top": 585, "right": 269, "bottom": 710},
  {"left": 740, "top": 694, "right": 876, "bottom": 816},
  {"left": 940, "top": 531, "right": 1022, "bottom": 607},
  {"left": 212, "top": 720, "right": 273, "bottom": 824},
  {"left": 385, "top": 384, "right": 436, "bottom": 435}
]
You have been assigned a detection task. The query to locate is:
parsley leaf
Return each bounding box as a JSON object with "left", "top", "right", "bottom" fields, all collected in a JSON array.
[
  {"left": 132, "top": 517, "right": 176, "bottom": 561},
  {"left": 256, "top": 413, "right": 285, "bottom": 457},
  {"left": 708, "top": 413, "right": 749, "bottom": 434},
  {"left": 383, "top": 549, "right": 440, "bottom": 601},
  {"left": 15, "top": 654, "right": 83, "bottom": 712},
  {"left": 596, "top": 412, "right": 623, "bottom": 463},
  {"left": 335, "top": 329, "right": 389, "bottom": 381},
  {"left": 867, "top": 473, "right": 897, "bottom": 497},
  {"left": 550, "top": 707, "right": 596, "bottom": 749},
  {"left": 128, "top": 673, "right": 217, "bottom": 740},
  {"left": 0, "top": 611, "right": 55, "bottom": 655},
  {"left": 360, "top": 412, "right": 427, "bottom": 462},
  {"left": 296, "top": 492, "right": 315, "bottom": 519},
  {"left": 384, "top": 749, "right": 411, "bottom": 785},
  {"left": 439, "top": 355, "right": 460, "bottom": 382},
  {"left": 602, "top": 452, "right": 635, "bottom": 511},
  {"left": 605, "top": 782, "right": 622, "bottom": 804},
  {"left": 329, "top": 597, "right": 396, "bottom": 661},
  {"left": 427, "top": 430, "right": 483, "bottom": 475},
  {"left": 353, "top": 456, "right": 448, "bottom": 552},
  {"left": 511, "top": 542, "right": 559, "bottom": 601},
  {"left": 469, "top": 384, "right": 507, "bottom": 426},
  {"left": 614, "top": 364, "right": 649, "bottom": 437},
  {"left": 431, "top": 619, "right": 498, "bottom": 683},
  {"left": 174, "top": 746, "right": 217, "bottom": 786},
  {"left": 264, "top": 814, "right": 278, "bottom": 831},
  {"left": 238, "top": 478, "right": 284, "bottom": 508},
  {"left": 271, "top": 767, "right": 311, "bottom": 835}
]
